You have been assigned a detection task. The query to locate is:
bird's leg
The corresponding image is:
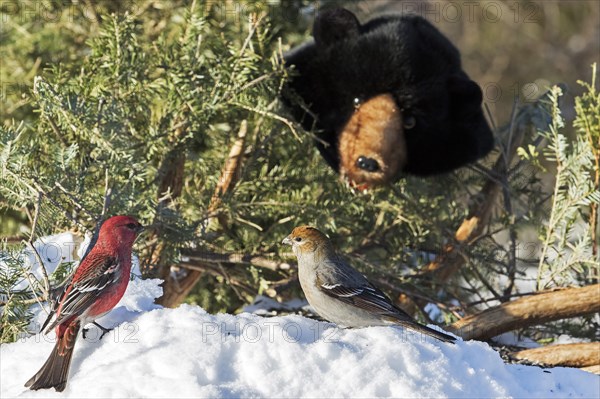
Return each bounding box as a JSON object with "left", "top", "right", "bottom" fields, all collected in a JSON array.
[
  {"left": 92, "top": 322, "right": 112, "bottom": 339},
  {"left": 82, "top": 322, "right": 112, "bottom": 340}
]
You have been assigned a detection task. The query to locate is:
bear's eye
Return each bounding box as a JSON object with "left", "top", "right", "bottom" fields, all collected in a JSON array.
[
  {"left": 353, "top": 97, "right": 362, "bottom": 110},
  {"left": 403, "top": 115, "right": 416, "bottom": 129},
  {"left": 356, "top": 156, "right": 380, "bottom": 172}
]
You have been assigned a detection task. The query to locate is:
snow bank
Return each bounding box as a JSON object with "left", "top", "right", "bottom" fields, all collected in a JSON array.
[{"left": 2, "top": 277, "right": 598, "bottom": 398}]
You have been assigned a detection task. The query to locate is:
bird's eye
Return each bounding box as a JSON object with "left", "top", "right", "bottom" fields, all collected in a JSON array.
[
  {"left": 404, "top": 115, "right": 416, "bottom": 129},
  {"left": 294, "top": 237, "right": 302, "bottom": 242},
  {"left": 353, "top": 97, "right": 362, "bottom": 110},
  {"left": 126, "top": 223, "right": 137, "bottom": 229}
]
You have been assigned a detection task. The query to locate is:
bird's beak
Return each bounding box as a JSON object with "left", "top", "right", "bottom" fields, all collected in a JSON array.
[
  {"left": 135, "top": 225, "right": 146, "bottom": 234},
  {"left": 282, "top": 236, "right": 292, "bottom": 245}
]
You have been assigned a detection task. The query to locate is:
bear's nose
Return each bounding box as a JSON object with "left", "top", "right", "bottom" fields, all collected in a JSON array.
[{"left": 356, "top": 156, "right": 380, "bottom": 172}]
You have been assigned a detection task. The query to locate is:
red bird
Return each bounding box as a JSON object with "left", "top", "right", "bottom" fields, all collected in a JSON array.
[{"left": 25, "top": 215, "right": 144, "bottom": 392}]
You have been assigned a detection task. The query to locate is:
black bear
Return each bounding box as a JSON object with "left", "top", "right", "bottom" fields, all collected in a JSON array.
[{"left": 284, "top": 8, "right": 494, "bottom": 188}]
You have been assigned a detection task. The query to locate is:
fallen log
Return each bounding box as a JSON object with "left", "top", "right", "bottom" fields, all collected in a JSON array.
[
  {"left": 450, "top": 284, "right": 600, "bottom": 340},
  {"left": 581, "top": 365, "right": 600, "bottom": 375},
  {"left": 511, "top": 343, "right": 600, "bottom": 367}
]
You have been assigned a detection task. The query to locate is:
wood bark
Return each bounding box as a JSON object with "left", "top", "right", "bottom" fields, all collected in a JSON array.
[
  {"left": 148, "top": 149, "right": 187, "bottom": 306},
  {"left": 511, "top": 343, "right": 600, "bottom": 367},
  {"left": 580, "top": 365, "right": 600, "bottom": 375},
  {"left": 449, "top": 284, "right": 600, "bottom": 340}
]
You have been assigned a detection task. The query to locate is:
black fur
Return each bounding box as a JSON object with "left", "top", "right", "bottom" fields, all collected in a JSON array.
[{"left": 284, "top": 9, "right": 493, "bottom": 177}]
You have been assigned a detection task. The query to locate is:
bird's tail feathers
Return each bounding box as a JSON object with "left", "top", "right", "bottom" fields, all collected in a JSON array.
[
  {"left": 394, "top": 320, "right": 457, "bottom": 344},
  {"left": 25, "top": 320, "right": 80, "bottom": 392}
]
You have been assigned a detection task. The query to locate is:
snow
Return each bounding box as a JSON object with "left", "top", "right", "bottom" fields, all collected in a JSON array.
[
  {"left": 2, "top": 232, "right": 80, "bottom": 291},
  {"left": 493, "top": 332, "right": 541, "bottom": 349},
  {"left": 242, "top": 294, "right": 308, "bottom": 316},
  {"left": 1, "top": 236, "right": 599, "bottom": 398},
  {"left": 1, "top": 277, "right": 599, "bottom": 398}
]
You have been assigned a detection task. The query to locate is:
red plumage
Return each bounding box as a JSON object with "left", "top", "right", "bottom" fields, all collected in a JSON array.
[{"left": 25, "top": 215, "right": 144, "bottom": 392}]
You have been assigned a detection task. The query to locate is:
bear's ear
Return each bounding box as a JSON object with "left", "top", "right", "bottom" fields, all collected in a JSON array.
[
  {"left": 447, "top": 74, "right": 483, "bottom": 110},
  {"left": 313, "top": 8, "right": 360, "bottom": 48}
]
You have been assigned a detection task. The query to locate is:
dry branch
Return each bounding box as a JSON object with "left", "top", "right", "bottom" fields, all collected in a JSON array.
[
  {"left": 209, "top": 120, "right": 248, "bottom": 217},
  {"left": 180, "top": 249, "right": 290, "bottom": 272},
  {"left": 157, "top": 121, "right": 249, "bottom": 307},
  {"left": 27, "top": 191, "right": 50, "bottom": 298},
  {"left": 177, "top": 261, "right": 256, "bottom": 297},
  {"left": 511, "top": 343, "right": 600, "bottom": 367},
  {"left": 449, "top": 284, "right": 600, "bottom": 340}
]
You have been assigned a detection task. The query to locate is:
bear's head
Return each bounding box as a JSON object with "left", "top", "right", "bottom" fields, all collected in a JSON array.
[{"left": 284, "top": 8, "right": 494, "bottom": 188}]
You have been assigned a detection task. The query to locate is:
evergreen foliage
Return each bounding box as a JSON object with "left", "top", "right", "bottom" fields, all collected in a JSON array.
[
  {"left": 535, "top": 76, "right": 600, "bottom": 290},
  {"left": 0, "top": 1, "right": 598, "bottom": 344}
]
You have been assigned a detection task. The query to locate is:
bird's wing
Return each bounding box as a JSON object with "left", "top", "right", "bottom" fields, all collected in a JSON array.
[
  {"left": 315, "top": 255, "right": 456, "bottom": 343},
  {"left": 317, "top": 275, "right": 402, "bottom": 315},
  {"left": 39, "top": 273, "right": 74, "bottom": 333},
  {"left": 41, "top": 231, "right": 99, "bottom": 332},
  {"left": 315, "top": 257, "right": 411, "bottom": 318},
  {"left": 44, "top": 254, "right": 121, "bottom": 333}
]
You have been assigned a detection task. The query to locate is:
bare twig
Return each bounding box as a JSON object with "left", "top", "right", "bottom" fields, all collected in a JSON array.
[
  {"left": 233, "top": 102, "right": 300, "bottom": 140},
  {"left": 24, "top": 192, "right": 50, "bottom": 298},
  {"left": 101, "top": 168, "right": 112, "bottom": 218},
  {"left": 175, "top": 261, "right": 255, "bottom": 294},
  {"left": 463, "top": 291, "right": 534, "bottom": 307},
  {"left": 218, "top": 263, "right": 245, "bottom": 301},
  {"left": 500, "top": 101, "right": 520, "bottom": 301},
  {"left": 54, "top": 181, "right": 96, "bottom": 218},
  {"left": 46, "top": 114, "right": 68, "bottom": 147},
  {"left": 21, "top": 270, "right": 48, "bottom": 313},
  {"left": 180, "top": 250, "right": 291, "bottom": 272},
  {"left": 265, "top": 275, "right": 299, "bottom": 298},
  {"left": 0, "top": 294, "right": 48, "bottom": 307}
]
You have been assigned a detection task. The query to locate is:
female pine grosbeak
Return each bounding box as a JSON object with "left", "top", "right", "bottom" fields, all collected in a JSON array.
[
  {"left": 283, "top": 226, "right": 455, "bottom": 343},
  {"left": 25, "top": 215, "right": 144, "bottom": 392}
]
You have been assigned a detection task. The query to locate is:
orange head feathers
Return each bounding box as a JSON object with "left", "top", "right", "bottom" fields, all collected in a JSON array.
[{"left": 282, "top": 226, "right": 333, "bottom": 255}]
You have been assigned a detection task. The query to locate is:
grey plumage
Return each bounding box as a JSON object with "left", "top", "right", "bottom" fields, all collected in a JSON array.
[{"left": 283, "top": 226, "right": 456, "bottom": 343}]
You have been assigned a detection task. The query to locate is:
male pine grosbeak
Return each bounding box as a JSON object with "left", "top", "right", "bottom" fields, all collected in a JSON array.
[
  {"left": 25, "top": 215, "right": 144, "bottom": 392},
  {"left": 283, "top": 226, "right": 455, "bottom": 343}
]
